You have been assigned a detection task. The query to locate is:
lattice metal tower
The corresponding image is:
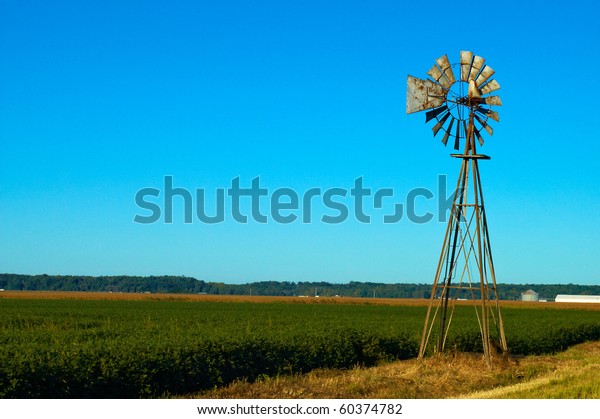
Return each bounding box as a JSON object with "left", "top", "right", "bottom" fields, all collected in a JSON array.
[{"left": 406, "top": 51, "right": 508, "bottom": 366}]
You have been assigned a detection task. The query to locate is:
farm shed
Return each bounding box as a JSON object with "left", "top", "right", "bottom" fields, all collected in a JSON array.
[{"left": 555, "top": 294, "right": 600, "bottom": 303}]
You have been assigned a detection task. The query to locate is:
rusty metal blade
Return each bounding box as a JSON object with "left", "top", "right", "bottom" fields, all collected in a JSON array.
[
  {"left": 406, "top": 75, "right": 446, "bottom": 114},
  {"left": 474, "top": 114, "right": 494, "bottom": 136},
  {"left": 474, "top": 128, "right": 485, "bottom": 146},
  {"left": 427, "top": 64, "right": 443, "bottom": 82},
  {"left": 438, "top": 76, "right": 451, "bottom": 89},
  {"left": 469, "top": 55, "right": 485, "bottom": 82},
  {"left": 480, "top": 79, "right": 501, "bottom": 94},
  {"left": 436, "top": 54, "right": 451, "bottom": 71},
  {"left": 487, "top": 110, "right": 500, "bottom": 122},
  {"left": 453, "top": 121, "right": 462, "bottom": 150},
  {"left": 425, "top": 105, "right": 448, "bottom": 122},
  {"left": 460, "top": 51, "right": 473, "bottom": 81},
  {"left": 432, "top": 112, "right": 451, "bottom": 136},
  {"left": 454, "top": 123, "right": 460, "bottom": 150},
  {"left": 445, "top": 66, "right": 456, "bottom": 85},
  {"left": 476, "top": 107, "right": 500, "bottom": 122},
  {"left": 428, "top": 64, "right": 451, "bottom": 88},
  {"left": 483, "top": 123, "right": 493, "bottom": 136},
  {"left": 436, "top": 54, "right": 455, "bottom": 84},
  {"left": 442, "top": 117, "right": 455, "bottom": 146},
  {"left": 468, "top": 79, "right": 482, "bottom": 99},
  {"left": 475, "top": 65, "right": 495, "bottom": 86},
  {"left": 485, "top": 95, "right": 503, "bottom": 106},
  {"left": 463, "top": 120, "right": 469, "bottom": 151}
]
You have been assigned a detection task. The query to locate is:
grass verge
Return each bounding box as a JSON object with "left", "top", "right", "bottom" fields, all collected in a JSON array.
[{"left": 193, "top": 340, "right": 600, "bottom": 399}]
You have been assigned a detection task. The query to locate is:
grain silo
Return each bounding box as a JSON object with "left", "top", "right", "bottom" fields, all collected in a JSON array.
[{"left": 521, "top": 289, "right": 539, "bottom": 302}]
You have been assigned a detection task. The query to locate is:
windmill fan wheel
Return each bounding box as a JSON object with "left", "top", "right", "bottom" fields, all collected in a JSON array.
[{"left": 406, "top": 51, "right": 502, "bottom": 151}]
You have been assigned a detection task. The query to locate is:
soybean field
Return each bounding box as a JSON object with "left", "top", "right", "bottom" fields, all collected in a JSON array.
[{"left": 0, "top": 294, "right": 599, "bottom": 398}]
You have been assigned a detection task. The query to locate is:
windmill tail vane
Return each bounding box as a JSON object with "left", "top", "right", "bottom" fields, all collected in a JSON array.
[{"left": 406, "top": 51, "right": 507, "bottom": 367}]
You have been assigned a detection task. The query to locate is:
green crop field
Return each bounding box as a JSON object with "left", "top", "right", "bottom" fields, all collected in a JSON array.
[{"left": 0, "top": 297, "right": 599, "bottom": 398}]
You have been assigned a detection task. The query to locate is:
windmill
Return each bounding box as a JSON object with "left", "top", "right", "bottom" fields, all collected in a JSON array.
[{"left": 406, "top": 51, "right": 508, "bottom": 366}]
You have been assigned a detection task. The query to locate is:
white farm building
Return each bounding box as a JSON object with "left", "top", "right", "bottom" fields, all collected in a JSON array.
[{"left": 555, "top": 295, "right": 600, "bottom": 303}]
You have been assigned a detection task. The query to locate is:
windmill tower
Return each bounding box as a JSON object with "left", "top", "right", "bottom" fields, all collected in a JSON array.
[{"left": 406, "top": 51, "right": 508, "bottom": 366}]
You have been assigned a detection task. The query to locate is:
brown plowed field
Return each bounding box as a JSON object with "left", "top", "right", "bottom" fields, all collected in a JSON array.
[{"left": 1, "top": 290, "right": 598, "bottom": 310}]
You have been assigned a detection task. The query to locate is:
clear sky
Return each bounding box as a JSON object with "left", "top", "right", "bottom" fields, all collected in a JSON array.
[{"left": 1, "top": 0, "right": 599, "bottom": 285}]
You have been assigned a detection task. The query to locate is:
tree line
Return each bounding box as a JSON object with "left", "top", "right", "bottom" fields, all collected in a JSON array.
[{"left": 0, "top": 273, "right": 598, "bottom": 301}]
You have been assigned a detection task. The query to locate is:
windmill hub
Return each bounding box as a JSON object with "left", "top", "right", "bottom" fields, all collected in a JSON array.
[{"left": 446, "top": 81, "right": 471, "bottom": 121}]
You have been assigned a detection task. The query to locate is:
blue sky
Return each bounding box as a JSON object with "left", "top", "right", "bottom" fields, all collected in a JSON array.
[{"left": 1, "top": 0, "right": 599, "bottom": 285}]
